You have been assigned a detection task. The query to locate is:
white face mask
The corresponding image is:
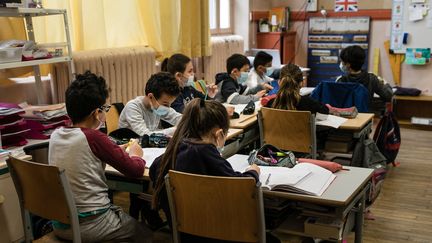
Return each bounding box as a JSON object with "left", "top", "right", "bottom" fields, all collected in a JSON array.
[
  {"left": 339, "top": 62, "right": 349, "bottom": 73},
  {"left": 95, "top": 113, "right": 105, "bottom": 130},
  {"left": 215, "top": 131, "right": 226, "bottom": 154},
  {"left": 265, "top": 66, "right": 274, "bottom": 76},
  {"left": 237, "top": 72, "right": 249, "bottom": 84},
  {"left": 185, "top": 74, "right": 195, "bottom": 87}
]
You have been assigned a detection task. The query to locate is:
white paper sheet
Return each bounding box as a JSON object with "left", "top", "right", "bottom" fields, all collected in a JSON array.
[
  {"left": 315, "top": 113, "right": 347, "bottom": 128},
  {"left": 409, "top": 4, "right": 424, "bottom": 21}
]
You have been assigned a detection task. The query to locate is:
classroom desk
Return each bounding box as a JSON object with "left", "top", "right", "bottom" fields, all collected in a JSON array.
[
  {"left": 324, "top": 113, "right": 374, "bottom": 154},
  {"left": 227, "top": 154, "right": 373, "bottom": 243},
  {"left": 105, "top": 128, "right": 246, "bottom": 195},
  {"left": 229, "top": 113, "right": 258, "bottom": 129}
]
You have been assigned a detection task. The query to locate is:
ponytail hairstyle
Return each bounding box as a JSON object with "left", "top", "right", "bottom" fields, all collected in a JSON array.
[
  {"left": 161, "top": 53, "right": 191, "bottom": 75},
  {"left": 272, "top": 63, "right": 303, "bottom": 110},
  {"left": 152, "top": 98, "right": 229, "bottom": 208}
]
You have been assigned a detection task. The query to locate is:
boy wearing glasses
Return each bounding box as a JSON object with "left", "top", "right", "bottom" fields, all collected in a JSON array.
[{"left": 48, "top": 71, "right": 148, "bottom": 242}]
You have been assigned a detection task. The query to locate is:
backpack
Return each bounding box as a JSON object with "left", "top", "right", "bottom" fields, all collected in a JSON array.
[
  {"left": 352, "top": 135, "right": 387, "bottom": 205},
  {"left": 248, "top": 144, "right": 296, "bottom": 167},
  {"left": 373, "top": 110, "right": 401, "bottom": 166}
]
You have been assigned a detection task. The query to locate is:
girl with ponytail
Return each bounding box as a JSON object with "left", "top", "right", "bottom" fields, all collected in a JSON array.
[
  {"left": 149, "top": 98, "right": 260, "bottom": 226},
  {"left": 267, "top": 63, "right": 329, "bottom": 114}
]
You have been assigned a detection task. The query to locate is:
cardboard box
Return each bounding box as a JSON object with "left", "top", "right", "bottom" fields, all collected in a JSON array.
[{"left": 304, "top": 217, "right": 343, "bottom": 240}]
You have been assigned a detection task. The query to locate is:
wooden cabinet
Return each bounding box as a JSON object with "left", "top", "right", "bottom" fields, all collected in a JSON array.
[
  {"left": 394, "top": 95, "right": 432, "bottom": 130},
  {"left": 256, "top": 31, "right": 296, "bottom": 64}
]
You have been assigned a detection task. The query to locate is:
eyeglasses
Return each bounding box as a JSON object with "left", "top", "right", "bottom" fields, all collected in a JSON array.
[{"left": 99, "top": 104, "right": 111, "bottom": 112}]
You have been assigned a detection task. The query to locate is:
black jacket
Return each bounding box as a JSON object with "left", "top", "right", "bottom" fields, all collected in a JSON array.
[
  {"left": 214, "top": 72, "right": 260, "bottom": 104},
  {"left": 337, "top": 71, "right": 393, "bottom": 102},
  {"left": 171, "top": 86, "right": 206, "bottom": 113},
  {"left": 149, "top": 139, "right": 259, "bottom": 224},
  {"left": 266, "top": 96, "right": 329, "bottom": 114}
]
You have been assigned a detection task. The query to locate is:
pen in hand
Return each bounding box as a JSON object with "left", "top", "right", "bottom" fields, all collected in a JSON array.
[{"left": 265, "top": 173, "right": 271, "bottom": 185}]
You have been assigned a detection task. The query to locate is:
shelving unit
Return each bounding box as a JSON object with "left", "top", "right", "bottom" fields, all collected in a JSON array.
[{"left": 0, "top": 8, "right": 74, "bottom": 104}]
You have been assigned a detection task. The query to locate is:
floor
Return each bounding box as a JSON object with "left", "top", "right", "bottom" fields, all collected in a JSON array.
[{"left": 114, "top": 126, "right": 432, "bottom": 243}]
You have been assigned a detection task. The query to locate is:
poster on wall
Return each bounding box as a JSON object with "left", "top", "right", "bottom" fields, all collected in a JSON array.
[
  {"left": 405, "top": 48, "right": 431, "bottom": 64},
  {"left": 334, "top": 0, "right": 358, "bottom": 12}
]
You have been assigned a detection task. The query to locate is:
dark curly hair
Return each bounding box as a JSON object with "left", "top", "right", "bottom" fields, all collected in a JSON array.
[
  {"left": 65, "top": 71, "right": 110, "bottom": 124},
  {"left": 144, "top": 72, "right": 181, "bottom": 99}
]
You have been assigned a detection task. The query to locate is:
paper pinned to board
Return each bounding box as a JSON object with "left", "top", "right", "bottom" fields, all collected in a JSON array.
[
  {"left": 409, "top": 4, "right": 425, "bottom": 21},
  {"left": 315, "top": 113, "right": 347, "bottom": 128}
]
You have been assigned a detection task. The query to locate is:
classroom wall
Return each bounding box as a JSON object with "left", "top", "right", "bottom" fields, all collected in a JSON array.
[{"left": 244, "top": 0, "right": 432, "bottom": 93}]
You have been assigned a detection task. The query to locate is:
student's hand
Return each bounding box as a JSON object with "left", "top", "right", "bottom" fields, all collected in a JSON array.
[
  {"left": 254, "top": 90, "right": 267, "bottom": 98},
  {"left": 206, "top": 84, "right": 218, "bottom": 98},
  {"left": 119, "top": 143, "right": 128, "bottom": 151},
  {"left": 261, "top": 83, "right": 273, "bottom": 90},
  {"left": 246, "top": 164, "right": 261, "bottom": 174},
  {"left": 128, "top": 141, "right": 143, "bottom": 158}
]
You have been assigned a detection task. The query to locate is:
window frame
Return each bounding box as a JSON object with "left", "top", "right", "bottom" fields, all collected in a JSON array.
[{"left": 210, "top": 0, "right": 234, "bottom": 35}]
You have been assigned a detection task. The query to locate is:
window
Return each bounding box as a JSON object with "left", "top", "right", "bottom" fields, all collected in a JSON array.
[{"left": 209, "top": 0, "right": 233, "bottom": 35}]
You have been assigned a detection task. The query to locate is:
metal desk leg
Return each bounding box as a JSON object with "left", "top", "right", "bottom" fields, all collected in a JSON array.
[{"left": 355, "top": 190, "right": 366, "bottom": 243}]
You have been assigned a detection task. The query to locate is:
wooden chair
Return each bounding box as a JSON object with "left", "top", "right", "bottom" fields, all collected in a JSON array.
[
  {"left": 165, "top": 170, "right": 266, "bottom": 243},
  {"left": 23, "top": 141, "right": 49, "bottom": 164},
  {"left": 106, "top": 103, "right": 124, "bottom": 135},
  {"left": 6, "top": 156, "right": 81, "bottom": 243},
  {"left": 258, "top": 107, "right": 317, "bottom": 159}
]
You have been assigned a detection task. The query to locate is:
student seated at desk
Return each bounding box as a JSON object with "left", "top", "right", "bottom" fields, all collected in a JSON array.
[
  {"left": 49, "top": 71, "right": 147, "bottom": 242},
  {"left": 266, "top": 63, "right": 329, "bottom": 114},
  {"left": 162, "top": 53, "right": 218, "bottom": 113},
  {"left": 336, "top": 45, "right": 393, "bottom": 111},
  {"left": 215, "top": 53, "right": 268, "bottom": 104},
  {"left": 247, "top": 51, "right": 274, "bottom": 90},
  {"left": 119, "top": 72, "right": 182, "bottom": 136},
  {"left": 150, "top": 98, "right": 263, "bottom": 242}
]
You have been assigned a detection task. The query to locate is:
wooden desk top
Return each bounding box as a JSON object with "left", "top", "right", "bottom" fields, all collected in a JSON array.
[
  {"left": 395, "top": 95, "right": 432, "bottom": 101},
  {"left": 229, "top": 113, "right": 258, "bottom": 129},
  {"left": 227, "top": 128, "right": 244, "bottom": 140},
  {"left": 338, "top": 113, "right": 374, "bottom": 131},
  {"left": 227, "top": 154, "right": 373, "bottom": 207}
]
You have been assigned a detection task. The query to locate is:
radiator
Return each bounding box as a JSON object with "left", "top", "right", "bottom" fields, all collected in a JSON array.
[
  {"left": 202, "top": 35, "right": 244, "bottom": 84},
  {"left": 52, "top": 46, "right": 156, "bottom": 104}
]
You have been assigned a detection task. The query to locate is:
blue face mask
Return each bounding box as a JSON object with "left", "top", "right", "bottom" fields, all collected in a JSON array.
[
  {"left": 152, "top": 105, "right": 169, "bottom": 116},
  {"left": 237, "top": 72, "right": 249, "bottom": 84},
  {"left": 265, "top": 66, "right": 274, "bottom": 76},
  {"left": 339, "top": 62, "right": 349, "bottom": 73}
]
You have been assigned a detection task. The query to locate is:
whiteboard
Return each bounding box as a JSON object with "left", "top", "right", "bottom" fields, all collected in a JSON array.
[{"left": 391, "top": 0, "right": 432, "bottom": 53}]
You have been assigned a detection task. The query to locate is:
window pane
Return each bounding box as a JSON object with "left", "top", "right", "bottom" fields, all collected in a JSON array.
[
  {"left": 220, "top": 0, "right": 230, "bottom": 29},
  {"left": 209, "top": 0, "right": 217, "bottom": 29}
]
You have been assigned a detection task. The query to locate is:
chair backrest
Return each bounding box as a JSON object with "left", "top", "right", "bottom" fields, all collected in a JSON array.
[
  {"left": 23, "top": 141, "right": 49, "bottom": 164},
  {"left": 6, "top": 156, "right": 81, "bottom": 242},
  {"left": 311, "top": 81, "right": 369, "bottom": 112},
  {"left": 106, "top": 103, "right": 124, "bottom": 135},
  {"left": 258, "top": 107, "right": 316, "bottom": 158},
  {"left": 165, "top": 170, "right": 265, "bottom": 243}
]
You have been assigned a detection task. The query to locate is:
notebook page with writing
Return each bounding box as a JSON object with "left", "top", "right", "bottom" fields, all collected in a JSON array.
[
  {"left": 259, "top": 166, "right": 311, "bottom": 190},
  {"left": 288, "top": 163, "right": 336, "bottom": 196}
]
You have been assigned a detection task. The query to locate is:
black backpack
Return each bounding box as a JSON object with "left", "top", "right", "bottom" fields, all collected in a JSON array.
[{"left": 373, "top": 110, "right": 401, "bottom": 166}]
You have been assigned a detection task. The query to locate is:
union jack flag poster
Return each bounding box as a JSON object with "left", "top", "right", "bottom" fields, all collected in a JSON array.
[{"left": 335, "top": 0, "right": 358, "bottom": 12}]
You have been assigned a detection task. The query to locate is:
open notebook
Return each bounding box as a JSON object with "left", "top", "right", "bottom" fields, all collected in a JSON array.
[
  {"left": 259, "top": 163, "right": 336, "bottom": 196},
  {"left": 228, "top": 154, "right": 336, "bottom": 197}
]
